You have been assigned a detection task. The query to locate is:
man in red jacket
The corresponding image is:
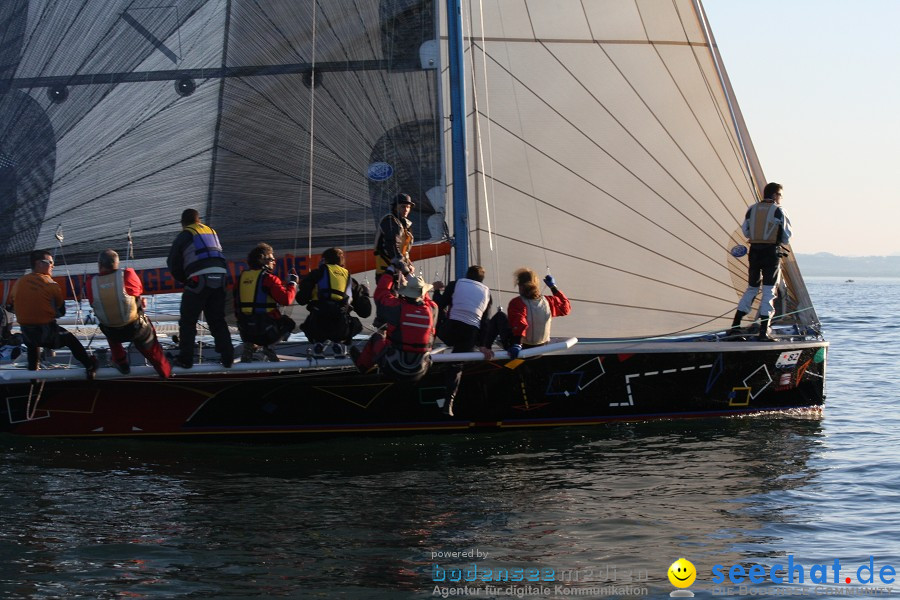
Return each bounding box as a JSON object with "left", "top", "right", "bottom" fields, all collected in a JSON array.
[
  {"left": 351, "top": 270, "right": 437, "bottom": 382},
  {"left": 234, "top": 243, "right": 298, "bottom": 362},
  {"left": 86, "top": 249, "right": 171, "bottom": 378}
]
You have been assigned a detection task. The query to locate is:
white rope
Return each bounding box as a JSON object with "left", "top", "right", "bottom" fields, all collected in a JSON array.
[
  {"left": 306, "top": 2, "right": 318, "bottom": 262},
  {"left": 467, "top": 0, "right": 503, "bottom": 296},
  {"left": 26, "top": 380, "right": 45, "bottom": 421},
  {"left": 53, "top": 225, "right": 85, "bottom": 329},
  {"left": 291, "top": 0, "right": 318, "bottom": 262}
]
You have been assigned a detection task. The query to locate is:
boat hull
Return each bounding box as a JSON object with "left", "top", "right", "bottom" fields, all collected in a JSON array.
[{"left": 0, "top": 340, "right": 826, "bottom": 438}]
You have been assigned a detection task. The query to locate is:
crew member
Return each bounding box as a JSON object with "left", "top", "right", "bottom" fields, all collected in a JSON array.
[
  {"left": 234, "top": 243, "right": 298, "bottom": 362},
  {"left": 729, "top": 182, "right": 792, "bottom": 341},
  {"left": 487, "top": 268, "right": 571, "bottom": 358},
  {"left": 351, "top": 270, "right": 437, "bottom": 382},
  {"left": 86, "top": 249, "right": 171, "bottom": 378},
  {"left": 166, "top": 208, "right": 233, "bottom": 368},
  {"left": 433, "top": 265, "right": 493, "bottom": 417},
  {"left": 297, "top": 247, "right": 371, "bottom": 357},
  {"left": 374, "top": 193, "right": 415, "bottom": 278},
  {"left": 9, "top": 249, "right": 98, "bottom": 378}
]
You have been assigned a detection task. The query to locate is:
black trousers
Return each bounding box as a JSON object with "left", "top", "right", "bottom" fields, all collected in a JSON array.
[
  {"left": 238, "top": 315, "right": 295, "bottom": 347},
  {"left": 747, "top": 244, "right": 780, "bottom": 287},
  {"left": 179, "top": 285, "right": 232, "bottom": 362},
  {"left": 20, "top": 323, "right": 91, "bottom": 370},
  {"left": 444, "top": 320, "right": 480, "bottom": 402}
]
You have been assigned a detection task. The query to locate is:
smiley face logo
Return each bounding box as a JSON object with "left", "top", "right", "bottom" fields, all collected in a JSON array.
[{"left": 668, "top": 558, "right": 696, "bottom": 588}]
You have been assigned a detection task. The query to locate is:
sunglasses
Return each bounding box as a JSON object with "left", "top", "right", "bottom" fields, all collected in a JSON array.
[
  {"left": 39, "top": 258, "right": 54, "bottom": 265},
  {"left": 264, "top": 256, "right": 276, "bottom": 262}
]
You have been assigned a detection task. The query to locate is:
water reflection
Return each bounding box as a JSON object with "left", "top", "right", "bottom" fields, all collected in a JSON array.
[{"left": 1, "top": 415, "right": 823, "bottom": 598}]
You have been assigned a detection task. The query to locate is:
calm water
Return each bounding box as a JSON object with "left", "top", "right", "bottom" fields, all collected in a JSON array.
[{"left": 1, "top": 277, "right": 898, "bottom": 599}]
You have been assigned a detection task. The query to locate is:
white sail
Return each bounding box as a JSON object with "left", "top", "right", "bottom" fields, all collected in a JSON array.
[{"left": 447, "top": 0, "right": 816, "bottom": 339}]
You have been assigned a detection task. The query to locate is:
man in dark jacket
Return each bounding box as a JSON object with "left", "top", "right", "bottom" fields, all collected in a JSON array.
[
  {"left": 297, "top": 247, "right": 371, "bottom": 357},
  {"left": 729, "top": 182, "right": 793, "bottom": 341},
  {"left": 166, "top": 208, "right": 233, "bottom": 368},
  {"left": 373, "top": 193, "right": 416, "bottom": 278}
]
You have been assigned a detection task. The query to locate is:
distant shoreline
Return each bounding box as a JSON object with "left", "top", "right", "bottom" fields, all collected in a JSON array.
[{"left": 795, "top": 253, "right": 900, "bottom": 277}]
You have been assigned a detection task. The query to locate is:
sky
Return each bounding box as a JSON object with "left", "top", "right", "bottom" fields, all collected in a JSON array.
[{"left": 703, "top": 0, "right": 900, "bottom": 257}]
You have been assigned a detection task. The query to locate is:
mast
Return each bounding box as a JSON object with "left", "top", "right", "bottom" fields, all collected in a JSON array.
[{"left": 446, "top": 0, "right": 469, "bottom": 280}]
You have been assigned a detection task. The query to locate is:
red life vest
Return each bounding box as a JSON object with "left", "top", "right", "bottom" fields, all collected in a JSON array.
[{"left": 388, "top": 301, "right": 435, "bottom": 353}]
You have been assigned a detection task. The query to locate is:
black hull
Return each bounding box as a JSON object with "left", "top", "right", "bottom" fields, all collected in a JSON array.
[{"left": 1, "top": 340, "right": 826, "bottom": 439}]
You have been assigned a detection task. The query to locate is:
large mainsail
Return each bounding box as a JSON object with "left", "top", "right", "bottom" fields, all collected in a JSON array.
[
  {"left": 0, "top": 0, "right": 448, "bottom": 278},
  {"left": 452, "top": 0, "right": 817, "bottom": 339}
]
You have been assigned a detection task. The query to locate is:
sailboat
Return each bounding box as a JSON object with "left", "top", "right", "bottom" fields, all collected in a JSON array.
[{"left": 0, "top": 0, "right": 826, "bottom": 438}]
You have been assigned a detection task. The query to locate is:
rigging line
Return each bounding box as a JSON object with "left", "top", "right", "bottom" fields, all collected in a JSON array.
[
  {"left": 126, "top": 221, "right": 134, "bottom": 266},
  {"left": 486, "top": 229, "right": 739, "bottom": 303},
  {"left": 468, "top": 114, "right": 739, "bottom": 272},
  {"left": 307, "top": 0, "right": 319, "bottom": 260},
  {"left": 472, "top": 45, "right": 731, "bottom": 253},
  {"left": 472, "top": 0, "right": 503, "bottom": 294},
  {"left": 53, "top": 228, "right": 84, "bottom": 327},
  {"left": 462, "top": 0, "right": 489, "bottom": 267}
]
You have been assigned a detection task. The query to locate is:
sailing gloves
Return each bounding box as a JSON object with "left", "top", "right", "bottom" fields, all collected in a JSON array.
[
  {"left": 509, "top": 344, "right": 522, "bottom": 359},
  {"left": 288, "top": 273, "right": 299, "bottom": 285},
  {"left": 391, "top": 258, "right": 411, "bottom": 276},
  {"left": 544, "top": 274, "right": 557, "bottom": 289}
]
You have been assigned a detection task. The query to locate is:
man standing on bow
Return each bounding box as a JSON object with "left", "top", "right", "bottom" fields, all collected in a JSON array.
[
  {"left": 729, "top": 182, "right": 792, "bottom": 341},
  {"left": 86, "top": 249, "right": 171, "bottom": 378},
  {"left": 167, "top": 208, "right": 234, "bottom": 368}
]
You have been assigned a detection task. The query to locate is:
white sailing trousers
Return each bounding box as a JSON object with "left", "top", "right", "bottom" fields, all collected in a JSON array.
[{"left": 737, "top": 285, "right": 776, "bottom": 317}]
